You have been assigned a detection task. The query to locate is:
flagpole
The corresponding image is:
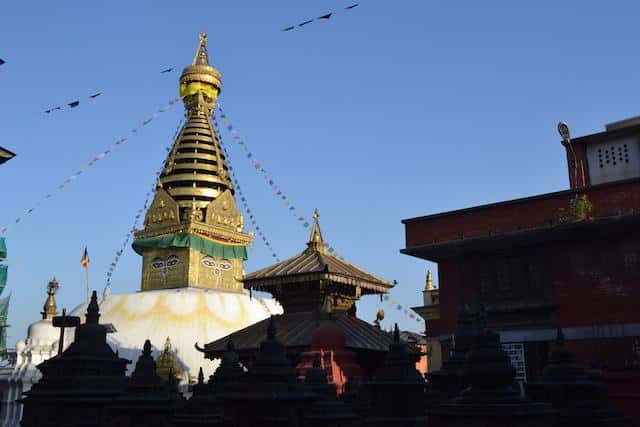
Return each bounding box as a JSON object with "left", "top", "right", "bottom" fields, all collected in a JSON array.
[{"left": 85, "top": 264, "right": 90, "bottom": 300}]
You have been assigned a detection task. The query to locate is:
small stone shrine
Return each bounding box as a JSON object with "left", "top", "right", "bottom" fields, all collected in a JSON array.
[
  {"left": 173, "top": 368, "right": 222, "bottom": 427},
  {"left": 105, "top": 339, "right": 185, "bottom": 427},
  {"left": 19, "top": 291, "right": 130, "bottom": 427},
  {"left": 363, "top": 324, "right": 427, "bottom": 427},
  {"left": 303, "top": 353, "right": 360, "bottom": 427},
  {"left": 217, "top": 316, "right": 316, "bottom": 427},
  {"left": 526, "top": 328, "right": 632, "bottom": 427},
  {"left": 424, "top": 302, "right": 475, "bottom": 408},
  {"left": 429, "top": 311, "right": 556, "bottom": 427}
]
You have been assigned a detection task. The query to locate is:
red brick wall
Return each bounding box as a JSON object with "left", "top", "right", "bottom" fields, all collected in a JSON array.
[
  {"left": 427, "top": 259, "right": 465, "bottom": 337},
  {"left": 423, "top": 238, "right": 640, "bottom": 381},
  {"left": 428, "top": 235, "right": 640, "bottom": 336},
  {"left": 563, "top": 337, "right": 635, "bottom": 368},
  {"left": 552, "top": 236, "right": 640, "bottom": 327},
  {"left": 404, "top": 180, "right": 640, "bottom": 248}
]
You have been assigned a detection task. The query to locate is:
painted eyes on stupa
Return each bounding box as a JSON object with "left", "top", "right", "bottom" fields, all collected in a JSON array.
[
  {"left": 166, "top": 255, "right": 179, "bottom": 268},
  {"left": 201, "top": 256, "right": 232, "bottom": 272},
  {"left": 201, "top": 257, "right": 216, "bottom": 268},
  {"left": 151, "top": 255, "right": 180, "bottom": 270}
]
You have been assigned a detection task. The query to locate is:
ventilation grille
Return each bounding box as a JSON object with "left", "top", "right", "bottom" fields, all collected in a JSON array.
[
  {"left": 597, "top": 143, "right": 629, "bottom": 168},
  {"left": 586, "top": 137, "right": 640, "bottom": 185}
]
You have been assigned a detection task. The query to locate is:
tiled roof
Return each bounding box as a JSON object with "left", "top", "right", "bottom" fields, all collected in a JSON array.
[
  {"left": 203, "top": 312, "right": 394, "bottom": 357},
  {"left": 244, "top": 249, "right": 392, "bottom": 294}
]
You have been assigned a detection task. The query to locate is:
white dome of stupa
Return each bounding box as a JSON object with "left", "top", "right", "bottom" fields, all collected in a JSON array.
[
  {"left": 69, "top": 287, "right": 282, "bottom": 382},
  {"left": 25, "top": 320, "right": 58, "bottom": 348}
]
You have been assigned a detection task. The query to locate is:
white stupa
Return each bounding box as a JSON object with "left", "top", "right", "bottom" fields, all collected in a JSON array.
[
  {"left": 68, "top": 286, "right": 280, "bottom": 382},
  {"left": 0, "top": 33, "right": 284, "bottom": 426},
  {"left": 0, "top": 278, "right": 65, "bottom": 427},
  {"left": 67, "top": 31, "right": 283, "bottom": 382}
]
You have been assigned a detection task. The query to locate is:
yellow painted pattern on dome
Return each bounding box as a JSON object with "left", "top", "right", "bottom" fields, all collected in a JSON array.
[
  {"left": 103, "top": 291, "right": 250, "bottom": 329},
  {"left": 179, "top": 82, "right": 219, "bottom": 100},
  {"left": 69, "top": 289, "right": 283, "bottom": 384}
]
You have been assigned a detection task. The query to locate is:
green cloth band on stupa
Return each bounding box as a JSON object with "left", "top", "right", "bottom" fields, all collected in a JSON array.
[
  {"left": 0, "top": 238, "right": 6, "bottom": 259},
  {"left": 132, "top": 233, "right": 248, "bottom": 260}
]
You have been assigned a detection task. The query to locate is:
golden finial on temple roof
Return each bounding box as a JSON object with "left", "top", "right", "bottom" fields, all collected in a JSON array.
[
  {"left": 425, "top": 270, "right": 436, "bottom": 291},
  {"left": 306, "top": 208, "right": 327, "bottom": 254}
]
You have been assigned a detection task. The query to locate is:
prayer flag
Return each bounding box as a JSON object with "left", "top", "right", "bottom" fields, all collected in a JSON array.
[{"left": 80, "top": 248, "right": 90, "bottom": 268}]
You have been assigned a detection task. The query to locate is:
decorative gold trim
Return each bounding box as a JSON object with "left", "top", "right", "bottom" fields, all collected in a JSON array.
[{"left": 161, "top": 173, "right": 226, "bottom": 185}]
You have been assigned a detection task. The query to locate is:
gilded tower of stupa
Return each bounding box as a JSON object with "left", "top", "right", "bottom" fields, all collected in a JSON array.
[{"left": 133, "top": 33, "right": 252, "bottom": 293}]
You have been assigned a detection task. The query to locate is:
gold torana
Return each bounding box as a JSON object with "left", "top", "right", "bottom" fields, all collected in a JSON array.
[{"left": 133, "top": 33, "right": 252, "bottom": 293}]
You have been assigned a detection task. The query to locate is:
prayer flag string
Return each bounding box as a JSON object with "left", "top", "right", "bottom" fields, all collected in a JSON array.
[
  {"left": 0, "top": 97, "right": 180, "bottom": 236},
  {"left": 281, "top": 3, "right": 359, "bottom": 32},
  {"left": 382, "top": 293, "right": 424, "bottom": 324},
  {"left": 103, "top": 119, "right": 184, "bottom": 292},
  {"left": 213, "top": 119, "right": 281, "bottom": 262},
  {"left": 215, "top": 104, "right": 344, "bottom": 259}
]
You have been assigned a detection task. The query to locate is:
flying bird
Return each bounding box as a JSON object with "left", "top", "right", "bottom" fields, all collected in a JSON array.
[
  {"left": 0, "top": 58, "right": 5, "bottom": 66},
  {"left": 160, "top": 67, "right": 173, "bottom": 74},
  {"left": 298, "top": 19, "right": 314, "bottom": 27},
  {"left": 317, "top": 12, "right": 333, "bottom": 20},
  {"left": 345, "top": 3, "right": 359, "bottom": 9},
  {"left": 282, "top": 26, "right": 295, "bottom": 32},
  {"left": 68, "top": 100, "right": 80, "bottom": 108},
  {"left": 89, "top": 92, "right": 102, "bottom": 99}
]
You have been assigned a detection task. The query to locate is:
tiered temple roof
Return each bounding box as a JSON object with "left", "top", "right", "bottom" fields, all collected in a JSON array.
[
  {"left": 202, "top": 211, "right": 394, "bottom": 359},
  {"left": 245, "top": 210, "right": 391, "bottom": 297}
]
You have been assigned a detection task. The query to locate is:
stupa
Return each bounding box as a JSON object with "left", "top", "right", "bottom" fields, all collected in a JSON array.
[
  {"left": 0, "top": 279, "right": 61, "bottom": 427},
  {"left": 67, "top": 32, "right": 281, "bottom": 382}
]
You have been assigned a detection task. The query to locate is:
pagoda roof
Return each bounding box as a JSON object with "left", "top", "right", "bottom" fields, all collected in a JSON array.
[
  {"left": 244, "top": 210, "right": 392, "bottom": 295},
  {"left": 202, "top": 312, "right": 393, "bottom": 357}
]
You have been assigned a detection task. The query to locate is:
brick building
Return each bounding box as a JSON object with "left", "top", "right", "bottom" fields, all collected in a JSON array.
[{"left": 403, "top": 118, "right": 640, "bottom": 379}]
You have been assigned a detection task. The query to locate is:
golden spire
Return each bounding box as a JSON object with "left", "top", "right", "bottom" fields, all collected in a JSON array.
[
  {"left": 425, "top": 270, "right": 436, "bottom": 291},
  {"left": 41, "top": 277, "right": 59, "bottom": 320},
  {"left": 179, "top": 31, "right": 221, "bottom": 114},
  {"left": 306, "top": 209, "right": 328, "bottom": 254},
  {"left": 159, "top": 32, "right": 232, "bottom": 211},
  {"left": 192, "top": 32, "right": 210, "bottom": 65}
]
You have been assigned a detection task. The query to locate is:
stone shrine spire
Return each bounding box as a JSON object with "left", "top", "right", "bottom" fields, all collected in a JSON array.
[
  {"left": 41, "top": 277, "right": 59, "bottom": 320},
  {"left": 133, "top": 33, "right": 253, "bottom": 293}
]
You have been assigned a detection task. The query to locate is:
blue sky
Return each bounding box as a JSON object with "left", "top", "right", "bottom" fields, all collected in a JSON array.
[{"left": 2, "top": 1, "right": 640, "bottom": 343}]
